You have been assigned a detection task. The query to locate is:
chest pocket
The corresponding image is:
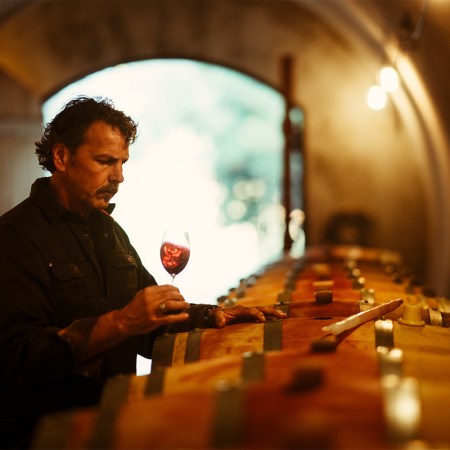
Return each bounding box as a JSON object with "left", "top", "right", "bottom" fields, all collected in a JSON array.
[
  {"left": 49, "top": 261, "right": 103, "bottom": 325},
  {"left": 106, "top": 251, "right": 138, "bottom": 309}
]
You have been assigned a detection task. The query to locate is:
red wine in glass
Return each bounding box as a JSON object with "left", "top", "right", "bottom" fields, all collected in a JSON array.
[{"left": 160, "top": 230, "right": 190, "bottom": 283}]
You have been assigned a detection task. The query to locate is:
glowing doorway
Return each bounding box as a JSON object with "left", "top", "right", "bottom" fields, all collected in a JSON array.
[{"left": 44, "top": 59, "right": 287, "bottom": 304}]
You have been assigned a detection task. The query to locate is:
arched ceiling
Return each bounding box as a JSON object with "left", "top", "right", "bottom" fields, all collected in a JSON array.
[
  {"left": 0, "top": 0, "right": 433, "bottom": 100},
  {"left": 0, "top": 0, "right": 449, "bottom": 295}
]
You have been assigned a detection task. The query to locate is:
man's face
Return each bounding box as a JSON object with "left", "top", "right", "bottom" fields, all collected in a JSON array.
[{"left": 56, "top": 120, "right": 129, "bottom": 215}]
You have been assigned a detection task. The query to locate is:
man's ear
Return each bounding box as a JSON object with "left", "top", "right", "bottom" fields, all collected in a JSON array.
[{"left": 52, "top": 143, "right": 69, "bottom": 171}]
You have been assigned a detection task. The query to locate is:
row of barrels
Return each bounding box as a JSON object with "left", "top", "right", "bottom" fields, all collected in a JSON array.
[{"left": 33, "top": 245, "right": 450, "bottom": 449}]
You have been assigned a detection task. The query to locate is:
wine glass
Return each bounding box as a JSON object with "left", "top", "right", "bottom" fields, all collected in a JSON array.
[{"left": 160, "top": 230, "right": 190, "bottom": 284}]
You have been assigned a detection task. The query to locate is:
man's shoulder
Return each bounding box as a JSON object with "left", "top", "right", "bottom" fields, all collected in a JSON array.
[{"left": 0, "top": 197, "right": 40, "bottom": 230}]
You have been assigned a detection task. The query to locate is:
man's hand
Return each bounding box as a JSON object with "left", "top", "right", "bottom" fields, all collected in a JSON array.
[
  {"left": 116, "top": 285, "right": 190, "bottom": 335},
  {"left": 209, "top": 305, "right": 287, "bottom": 328},
  {"left": 58, "top": 285, "right": 190, "bottom": 368}
]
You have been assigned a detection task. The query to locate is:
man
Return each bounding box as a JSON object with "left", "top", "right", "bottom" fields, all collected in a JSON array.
[{"left": 0, "top": 96, "right": 286, "bottom": 449}]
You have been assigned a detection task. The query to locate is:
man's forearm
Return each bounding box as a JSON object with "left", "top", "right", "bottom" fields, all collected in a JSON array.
[{"left": 57, "top": 310, "right": 128, "bottom": 376}]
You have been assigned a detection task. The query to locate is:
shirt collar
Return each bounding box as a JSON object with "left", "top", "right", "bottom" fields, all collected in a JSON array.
[{"left": 30, "top": 177, "right": 116, "bottom": 223}]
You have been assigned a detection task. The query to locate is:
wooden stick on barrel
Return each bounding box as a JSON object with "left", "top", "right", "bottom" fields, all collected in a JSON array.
[{"left": 322, "top": 299, "right": 404, "bottom": 335}]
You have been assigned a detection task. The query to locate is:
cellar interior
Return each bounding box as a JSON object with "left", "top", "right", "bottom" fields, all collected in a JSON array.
[{"left": 1, "top": 1, "right": 450, "bottom": 449}]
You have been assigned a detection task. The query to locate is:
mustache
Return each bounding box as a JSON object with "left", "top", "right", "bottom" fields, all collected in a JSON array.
[{"left": 96, "top": 184, "right": 119, "bottom": 195}]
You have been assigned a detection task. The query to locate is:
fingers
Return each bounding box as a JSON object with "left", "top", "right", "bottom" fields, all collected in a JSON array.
[
  {"left": 156, "top": 297, "right": 190, "bottom": 327},
  {"left": 234, "top": 305, "right": 287, "bottom": 322},
  {"left": 211, "top": 305, "right": 287, "bottom": 328},
  {"left": 242, "top": 306, "right": 266, "bottom": 323},
  {"left": 255, "top": 306, "right": 287, "bottom": 319},
  {"left": 149, "top": 285, "right": 190, "bottom": 325},
  {"left": 158, "top": 299, "right": 190, "bottom": 315},
  {"left": 147, "top": 285, "right": 190, "bottom": 314},
  {"left": 162, "top": 311, "right": 190, "bottom": 325},
  {"left": 212, "top": 309, "right": 227, "bottom": 328},
  {"left": 214, "top": 306, "right": 264, "bottom": 328},
  {"left": 121, "top": 285, "right": 190, "bottom": 335},
  {"left": 152, "top": 284, "right": 182, "bottom": 298}
]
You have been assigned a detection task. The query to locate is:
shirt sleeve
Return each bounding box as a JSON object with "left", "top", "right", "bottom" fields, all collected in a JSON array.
[
  {"left": 56, "top": 317, "right": 106, "bottom": 377},
  {"left": 0, "top": 224, "right": 77, "bottom": 386},
  {"left": 165, "top": 304, "right": 219, "bottom": 333}
]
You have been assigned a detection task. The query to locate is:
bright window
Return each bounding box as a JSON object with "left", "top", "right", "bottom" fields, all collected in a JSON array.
[{"left": 43, "top": 59, "right": 286, "bottom": 304}]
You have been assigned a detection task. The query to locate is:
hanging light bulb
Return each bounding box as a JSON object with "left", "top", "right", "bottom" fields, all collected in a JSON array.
[
  {"left": 379, "top": 66, "right": 399, "bottom": 92},
  {"left": 367, "top": 85, "right": 387, "bottom": 110}
]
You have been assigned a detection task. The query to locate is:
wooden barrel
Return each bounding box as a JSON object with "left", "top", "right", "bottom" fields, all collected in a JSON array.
[
  {"left": 233, "top": 287, "right": 450, "bottom": 327},
  {"left": 151, "top": 315, "right": 450, "bottom": 368},
  {"left": 224, "top": 254, "right": 416, "bottom": 310},
  {"left": 32, "top": 377, "right": 387, "bottom": 449},
  {"left": 225, "top": 256, "right": 385, "bottom": 298},
  {"left": 31, "top": 245, "right": 450, "bottom": 450},
  {"left": 33, "top": 332, "right": 450, "bottom": 449},
  {"left": 99, "top": 346, "right": 378, "bottom": 401},
  {"left": 225, "top": 252, "right": 448, "bottom": 328},
  {"left": 152, "top": 317, "right": 336, "bottom": 368}
]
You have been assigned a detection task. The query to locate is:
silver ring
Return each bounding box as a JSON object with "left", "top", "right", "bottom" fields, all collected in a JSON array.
[{"left": 160, "top": 302, "right": 166, "bottom": 311}]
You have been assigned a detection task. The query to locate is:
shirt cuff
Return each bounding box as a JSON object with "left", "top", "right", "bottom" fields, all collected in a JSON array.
[{"left": 58, "top": 317, "right": 105, "bottom": 378}]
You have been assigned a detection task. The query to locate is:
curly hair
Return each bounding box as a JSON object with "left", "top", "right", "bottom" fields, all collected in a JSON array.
[{"left": 35, "top": 96, "right": 138, "bottom": 173}]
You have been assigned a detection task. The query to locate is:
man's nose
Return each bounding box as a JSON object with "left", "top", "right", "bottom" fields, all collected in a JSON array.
[{"left": 110, "top": 164, "right": 125, "bottom": 183}]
